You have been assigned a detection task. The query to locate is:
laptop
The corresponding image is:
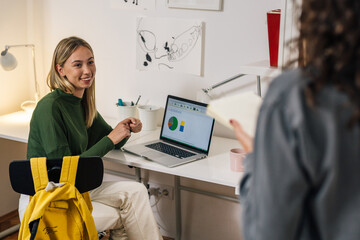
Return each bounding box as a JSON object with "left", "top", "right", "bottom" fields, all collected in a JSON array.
[{"left": 124, "top": 95, "right": 215, "bottom": 168}]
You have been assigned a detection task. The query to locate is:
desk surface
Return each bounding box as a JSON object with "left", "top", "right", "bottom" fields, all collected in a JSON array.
[
  {"left": 0, "top": 111, "right": 243, "bottom": 193},
  {"left": 0, "top": 111, "right": 31, "bottom": 143},
  {"left": 104, "top": 128, "right": 243, "bottom": 191}
]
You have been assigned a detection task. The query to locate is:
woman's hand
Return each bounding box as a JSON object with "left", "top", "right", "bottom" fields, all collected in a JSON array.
[
  {"left": 229, "top": 119, "right": 254, "bottom": 154},
  {"left": 127, "top": 118, "right": 142, "bottom": 133},
  {"left": 108, "top": 121, "right": 131, "bottom": 145}
]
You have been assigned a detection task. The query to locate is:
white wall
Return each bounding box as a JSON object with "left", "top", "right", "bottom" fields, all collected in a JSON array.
[
  {"left": 0, "top": 0, "right": 34, "bottom": 115},
  {"left": 1, "top": 0, "right": 283, "bottom": 238}
]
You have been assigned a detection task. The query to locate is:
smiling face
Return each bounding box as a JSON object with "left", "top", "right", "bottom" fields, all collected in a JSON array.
[{"left": 56, "top": 46, "right": 96, "bottom": 98}]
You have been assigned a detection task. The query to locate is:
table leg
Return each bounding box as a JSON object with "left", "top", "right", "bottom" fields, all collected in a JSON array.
[
  {"left": 135, "top": 167, "right": 141, "bottom": 182},
  {"left": 174, "top": 176, "right": 182, "bottom": 240},
  {"left": 256, "top": 75, "right": 262, "bottom": 97}
]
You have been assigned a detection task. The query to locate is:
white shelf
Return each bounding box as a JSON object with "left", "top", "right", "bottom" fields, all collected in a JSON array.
[{"left": 238, "top": 60, "right": 281, "bottom": 78}]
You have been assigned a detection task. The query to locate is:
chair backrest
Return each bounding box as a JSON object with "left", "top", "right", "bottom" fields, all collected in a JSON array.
[{"left": 9, "top": 156, "right": 103, "bottom": 195}]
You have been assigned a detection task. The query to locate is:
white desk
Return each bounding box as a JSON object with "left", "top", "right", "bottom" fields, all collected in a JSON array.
[
  {"left": 0, "top": 111, "right": 31, "bottom": 143},
  {"left": 0, "top": 112, "right": 243, "bottom": 240},
  {"left": 105, "top": 128, "right": 242, "bottom": 193}
]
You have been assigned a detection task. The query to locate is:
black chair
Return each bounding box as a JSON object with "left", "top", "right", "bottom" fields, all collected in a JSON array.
[
  {"left": 0, "top": 157, "right": 103, "bottom": 239},
  {"left": 9, "top": 156, "right": 104, "bottom": 195}
]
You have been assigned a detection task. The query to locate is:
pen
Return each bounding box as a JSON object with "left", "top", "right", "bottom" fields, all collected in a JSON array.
[{"left": 135, "top": 95, "right": 141, "bottom": 105}]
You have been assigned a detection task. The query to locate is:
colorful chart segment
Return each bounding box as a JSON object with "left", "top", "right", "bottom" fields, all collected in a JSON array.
[
  {"left": 168, "top": 116, "right": 178, "bottom": 131},
  {"left": 180, "top": 121, "right": 185, "bottom": 132}
]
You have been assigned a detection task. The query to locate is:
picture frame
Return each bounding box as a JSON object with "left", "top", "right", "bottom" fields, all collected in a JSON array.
[{"left": 167, "top": 0, "right": 222, "bottom": 11}]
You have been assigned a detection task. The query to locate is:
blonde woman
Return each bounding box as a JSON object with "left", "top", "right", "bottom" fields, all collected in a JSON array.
[{"left": 19, "top": 36, "right": 162, "bottom": 240}]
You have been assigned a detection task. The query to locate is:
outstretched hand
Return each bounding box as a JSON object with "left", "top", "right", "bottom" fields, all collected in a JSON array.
[
  {"left": 107, "top": 118, "right": 143, "bottom": 145},
  {"left": 123, "top": 117, "right": 142, "bottom": 133},
  {"left": 108, "top": 121, "right": 131, "bottom": 145},
  {"left": 229, "top": 119, "right": 254, "bottom": 154}
]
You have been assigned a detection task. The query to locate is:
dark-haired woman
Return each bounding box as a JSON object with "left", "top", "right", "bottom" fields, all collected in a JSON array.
[{"left": 230, "top": 0, "right": 360, "bottom": 239}]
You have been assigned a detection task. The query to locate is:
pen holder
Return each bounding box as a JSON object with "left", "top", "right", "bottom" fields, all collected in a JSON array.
[
  {"left": 137, "top": 105, "right": 159, "bottom": 131},
  {"left": 117, "top": 101, "right": 138, "bottom": 120}
]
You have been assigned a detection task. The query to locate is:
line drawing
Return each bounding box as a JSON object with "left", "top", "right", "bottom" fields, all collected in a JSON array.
[
  {"left": 136, "top": 17, "right": 202, "bottom": 74},
  {"left": 124, "top": 0, "right": 138, "bottom": 5},
  {"left": 158, "top": 63, "right": 174, "bottom": 70}
]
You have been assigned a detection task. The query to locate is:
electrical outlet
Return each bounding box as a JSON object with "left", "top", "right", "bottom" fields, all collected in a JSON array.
[{"left": 147, "top": 182, "right": 174, "bottom": 200}]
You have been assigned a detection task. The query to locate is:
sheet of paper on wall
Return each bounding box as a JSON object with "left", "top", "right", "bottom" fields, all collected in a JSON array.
[
  {"left": 206, "top": 91, "right": 263, "bottom": 137},
  {"left": 136, "top": 17, "right": 203, "bottom": 75}
]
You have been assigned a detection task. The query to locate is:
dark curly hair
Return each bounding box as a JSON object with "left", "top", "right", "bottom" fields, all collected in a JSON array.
[{"left": 296, "top": 0, "right": 360, "bottom": 126}]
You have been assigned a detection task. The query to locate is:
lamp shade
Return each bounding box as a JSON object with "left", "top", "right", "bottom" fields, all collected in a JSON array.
[{"left": 0, "top": 51, "right": 18, "bottom": 71}]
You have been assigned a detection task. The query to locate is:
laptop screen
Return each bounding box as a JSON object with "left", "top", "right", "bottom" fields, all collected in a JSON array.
[{"left": 160, "top": 95, "right": 215, "bottom": 154}]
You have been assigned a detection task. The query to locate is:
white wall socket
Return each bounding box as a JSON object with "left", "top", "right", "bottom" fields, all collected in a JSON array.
[{"left": 148, "top": 182, "right": 174, "bottom": 200}]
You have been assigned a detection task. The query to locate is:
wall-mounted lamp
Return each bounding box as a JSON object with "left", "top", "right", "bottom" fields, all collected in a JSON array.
[
  {"left": 0, "top": 44, "right": 40, "bottom": 112},
  {"left": 197, "top": 73, "right": 262, "bottom": 103},
  {"left": 202, "top": 73, "right": 246, "bottom": 95}
]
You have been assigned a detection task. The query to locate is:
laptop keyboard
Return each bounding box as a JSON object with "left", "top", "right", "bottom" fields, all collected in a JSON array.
[{"left": 145, "top": 142, "right": 196, "bottom": 159}]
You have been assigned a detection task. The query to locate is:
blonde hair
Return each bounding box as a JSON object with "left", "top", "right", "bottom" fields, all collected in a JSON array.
[{"left": 47, "top": 36, "right": 97, "bottom": 128}]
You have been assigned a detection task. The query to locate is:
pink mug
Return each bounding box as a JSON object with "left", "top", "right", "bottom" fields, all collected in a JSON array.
[{"left": 230, "top": 148, "right": 246, "bottom": 172}]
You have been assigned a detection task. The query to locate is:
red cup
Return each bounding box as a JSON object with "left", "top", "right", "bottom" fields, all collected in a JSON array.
[{"left": 267, "top": 9, "right": 281, "bottom": 67}]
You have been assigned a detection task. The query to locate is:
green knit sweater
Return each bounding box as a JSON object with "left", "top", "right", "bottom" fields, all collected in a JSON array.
[{"left": 27, "top": 89, "right": 127, "bottom": 159}]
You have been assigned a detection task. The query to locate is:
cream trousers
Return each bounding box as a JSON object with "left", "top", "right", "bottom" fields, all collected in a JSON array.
[{"left": 19, "top": 181, "right": 162, "bottom": 240}]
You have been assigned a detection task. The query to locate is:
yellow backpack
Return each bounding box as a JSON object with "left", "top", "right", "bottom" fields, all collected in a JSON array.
[{"left": 18, "top": 156, "right": 98, "bottom": 240}]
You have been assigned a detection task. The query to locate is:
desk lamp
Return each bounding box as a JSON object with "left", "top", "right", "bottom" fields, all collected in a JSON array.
[{"left": 0, "top": 44, "right": 40, "bottom": 112}]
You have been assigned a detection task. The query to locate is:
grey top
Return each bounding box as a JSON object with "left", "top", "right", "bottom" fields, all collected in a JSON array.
[{"left": 240, "top": 69, "right": 360, "bottom": 240}]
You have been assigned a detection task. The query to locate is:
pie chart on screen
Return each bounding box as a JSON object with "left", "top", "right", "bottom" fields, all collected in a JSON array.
[{"left": 168, "top": 116, "right": 178, "bottom": 131}]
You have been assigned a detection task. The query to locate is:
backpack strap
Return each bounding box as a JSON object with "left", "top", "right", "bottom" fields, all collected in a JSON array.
[
  {"left": 30, "top": 157, "right": 49, "bottom": 192},
  {"left": 59, "top": 156, "right": 93, "bottom": 211},
  {"left": 59, "top": 156, "right": 79, "bottom": 185}
]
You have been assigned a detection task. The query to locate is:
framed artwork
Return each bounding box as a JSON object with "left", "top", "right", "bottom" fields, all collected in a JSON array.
[
  {"left": 136, "top": 17, "right": 203, "bottom": 75},
  {"left": 167, "top": 0, "right": 222, "bottom": 11}
]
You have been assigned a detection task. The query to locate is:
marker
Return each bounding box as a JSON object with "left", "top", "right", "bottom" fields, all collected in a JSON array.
[{"left": 117, "top": 99, "right": 124, "bottom": 106}]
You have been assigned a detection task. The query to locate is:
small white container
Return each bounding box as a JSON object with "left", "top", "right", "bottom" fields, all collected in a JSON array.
[
  {"left": 117, "top": 101, "right": 138, "bottom": 120},
  {"left": 137, "top": 105, "right": 159, "bottom": 131}
]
